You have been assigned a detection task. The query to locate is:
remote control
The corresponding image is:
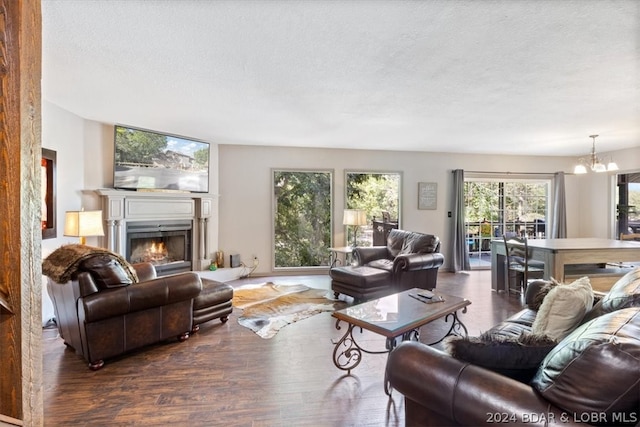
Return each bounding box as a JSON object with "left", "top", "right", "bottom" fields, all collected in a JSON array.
[{"left": 418, "top": 290, "right": 434, "bottom": 299}]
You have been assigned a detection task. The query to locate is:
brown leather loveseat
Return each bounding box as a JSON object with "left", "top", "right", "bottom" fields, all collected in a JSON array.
[
  {"left": 387, "top": 269, "right": 640, "bottom": 426},
  {"left": 44, "top": 245, "right": 202, "bottom": 369},
  {"left": 331, "top": 229, "right": 444, "bottom": 301}
]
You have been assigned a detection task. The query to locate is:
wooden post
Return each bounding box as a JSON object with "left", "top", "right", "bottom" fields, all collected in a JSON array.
[{"left": 0, "top": 0, "right": 43, "bottom": 425}]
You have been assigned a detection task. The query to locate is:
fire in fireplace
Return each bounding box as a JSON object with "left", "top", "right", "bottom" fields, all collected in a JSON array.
[{"left": 126, "top": 220, "right": 192, "bottom": 276}]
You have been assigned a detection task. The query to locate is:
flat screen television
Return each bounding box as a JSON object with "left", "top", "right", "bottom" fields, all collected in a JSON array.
[{"left": 113, "top": 124, "right": 210, "bottom": 193}]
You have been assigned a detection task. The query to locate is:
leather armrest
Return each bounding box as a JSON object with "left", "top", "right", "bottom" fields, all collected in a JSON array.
[
  {"left": 80, "top": 272, "right": 202, "bottom": 323},
  {"left": 76, "top": 271, "right": 100, "bottom": 296},
  {"left": 132, "top": 262, "right": 157, "bottom": 282},
  {"left": 353, "top": 246, "right": 389, "bottom": 265},
  {"left": 387, "top": 342, "right": 577, "bottom": 426},
  {"left": 393, "top": 253, "right": 444, "bottom": 272}
]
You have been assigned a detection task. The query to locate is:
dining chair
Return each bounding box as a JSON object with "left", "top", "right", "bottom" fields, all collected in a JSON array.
[{"left": 503, "top": 235, "right": 545, "bottom": 294}]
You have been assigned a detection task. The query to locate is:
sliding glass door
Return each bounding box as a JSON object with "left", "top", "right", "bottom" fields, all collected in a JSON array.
[
  {"left": 615, "top": 172, "right": 640, "bottom": 237},
  {"left": 465, "top": 178, "right": 550, "bottom": 269}
]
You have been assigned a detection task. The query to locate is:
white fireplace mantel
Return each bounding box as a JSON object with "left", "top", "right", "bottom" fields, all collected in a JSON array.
[{"left": 94, "top": 189, "right": 217, "bottom": 270}]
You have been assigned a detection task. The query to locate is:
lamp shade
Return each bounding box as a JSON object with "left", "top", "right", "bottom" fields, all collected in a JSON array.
[
  {"left": 343, "top": 209, "right": 367, "bottom": 226},
  {"left": 64, "top": 210, "right": 104, "bottom": 243},
  {"left": 573, "top": 164, "right": 588, "bottom": 174}
]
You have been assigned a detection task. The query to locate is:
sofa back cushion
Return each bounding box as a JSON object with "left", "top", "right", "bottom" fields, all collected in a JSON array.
[
  {"left": 387, "top": 229, "right": 439, "bottom": 257},
  {"left": 582, "top": 267, "right": 640, "bottom": 323},
  {"left": 531, "top": 307, "right": 640, "bottom": 420}
]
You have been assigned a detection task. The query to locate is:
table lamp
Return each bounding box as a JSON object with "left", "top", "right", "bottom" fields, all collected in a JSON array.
[
  {"left": 64, "top": 209, "right": 104, "bottom": 244},
  {"left": 343, "top": 209, "right": 367, "bottom": 247}
]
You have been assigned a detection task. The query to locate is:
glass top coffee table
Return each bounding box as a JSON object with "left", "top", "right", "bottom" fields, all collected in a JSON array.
[{"left": 332, "top": 287, "right": 470, "bottom": 392}]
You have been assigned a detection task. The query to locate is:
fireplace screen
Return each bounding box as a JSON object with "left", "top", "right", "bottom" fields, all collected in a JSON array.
[{"left": 126, "top": 220, "right": 192, "bottom": 276}]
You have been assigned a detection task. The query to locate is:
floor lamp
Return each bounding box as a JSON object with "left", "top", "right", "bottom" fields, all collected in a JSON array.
[{"left": 343, "top": 209, "right": 367, "bottom": 247}]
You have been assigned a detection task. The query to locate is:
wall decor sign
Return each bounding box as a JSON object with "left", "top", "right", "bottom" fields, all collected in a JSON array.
[{"left": 418, "top": 182, "right": 437, "bottom": 210}]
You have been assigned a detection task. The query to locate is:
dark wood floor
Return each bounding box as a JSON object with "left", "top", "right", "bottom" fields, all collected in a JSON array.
[{"left": 42, "top": 270, "right": 523, "bottom": 426}]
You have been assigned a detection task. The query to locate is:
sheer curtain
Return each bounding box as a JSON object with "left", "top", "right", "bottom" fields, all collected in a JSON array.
[
  {"left": 450, "top": 169, "right": 470, "bottom": 272},
  {"left": 551, "top": 171, "right": 567, "bottom": 238}
]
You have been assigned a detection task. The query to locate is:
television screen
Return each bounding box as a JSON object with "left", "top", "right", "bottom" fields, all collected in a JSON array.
[{"left": 113, "top": 125, "right": 210, "bottom": 193}]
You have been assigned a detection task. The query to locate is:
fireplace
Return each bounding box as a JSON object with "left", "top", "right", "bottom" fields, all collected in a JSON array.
[{"left": 126, "top": 220, "right": 192, "bottom": 276}]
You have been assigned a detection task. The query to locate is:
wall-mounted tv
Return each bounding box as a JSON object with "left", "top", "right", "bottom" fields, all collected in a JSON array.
[{"left": 113, "top": 125, "right": 210, "bottom": 193}]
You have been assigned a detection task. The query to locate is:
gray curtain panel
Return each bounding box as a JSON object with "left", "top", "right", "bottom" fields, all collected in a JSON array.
[
  {"left": 451, "top": 169, "right": 470, "bottom": 272},
  {"left": 551, "top": 172, "right": 567, "bottom": 238}
]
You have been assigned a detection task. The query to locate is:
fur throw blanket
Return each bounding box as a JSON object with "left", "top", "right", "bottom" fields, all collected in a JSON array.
[{"left": 43, "top": 244, "right": 138, "bottom": 284}]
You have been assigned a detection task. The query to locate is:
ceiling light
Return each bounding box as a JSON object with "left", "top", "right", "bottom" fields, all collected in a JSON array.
[{"left": 573, "top": 135, "right": 618, "bottom": 174}]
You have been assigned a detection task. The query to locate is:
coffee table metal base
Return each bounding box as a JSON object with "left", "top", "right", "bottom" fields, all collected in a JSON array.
[
  {"left": 332, "top": 321, "right": 420, "bottom": 375},
  {"left": 331, "top": 291, "right": 470, "bottom": 395}
]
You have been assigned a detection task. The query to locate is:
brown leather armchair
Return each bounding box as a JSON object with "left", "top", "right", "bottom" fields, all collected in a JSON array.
[
  {"left": 331, "top": 229, "right": 444, "bottom": 301},
  {"left": 47, "top": 261, "right": 202, "bottom": 370}
]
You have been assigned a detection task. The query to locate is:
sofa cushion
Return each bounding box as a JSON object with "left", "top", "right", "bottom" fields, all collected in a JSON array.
[
  {"left": 386, "top": 229, "right": 439, "bottom": 258},
  {"left": 531, "top": 276, "right": 593, "bottom": 340},
  {"left": 79, "top": 254, "right": 134, "bottom": 289},
  {"left": 399, "top": 233, "right": 438, "bottom": 256},
  {"left": 443, "top": 332, "right": 556, "bottom": 383},
  {"left": 531, "top": 308, "right": 640, "bottom": 419},
  {"left": 582, "top": 268, "right": 640, "bottom": 324},
  {"left": 367, "top": 258, "right": 394, "bottom": 271},
  {"left": 600, "top": 267, "right": 640, "bottom": 312}
]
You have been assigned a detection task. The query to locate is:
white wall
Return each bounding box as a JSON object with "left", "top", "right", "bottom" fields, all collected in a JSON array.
[
  {"left": 43, "top": 101, "right": 640, "bottom": 279},
  {"left": 217, "top": 145, "right": 589, "bottom": 274},
  {"left": 575, "top": 146, "right": 640, "bottom": 238},
  {"left": 41, "top": 101, "right": 90, "bottom": 323}
]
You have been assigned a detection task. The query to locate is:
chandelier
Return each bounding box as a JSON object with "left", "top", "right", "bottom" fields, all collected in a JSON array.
[{"left": 573, "top": 135, "right": 618, "bottom": 174}]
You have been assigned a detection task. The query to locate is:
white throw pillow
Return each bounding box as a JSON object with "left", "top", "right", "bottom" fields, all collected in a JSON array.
[{"left": 531, "top": 276, "right": 594, "bottom": 340}]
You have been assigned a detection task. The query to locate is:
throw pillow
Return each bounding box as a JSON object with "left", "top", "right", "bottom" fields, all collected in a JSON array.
[
  {"left": 528, "top": 280, "right": 558, "bottom": 311},
  {"left": 531, "top": 276, "right": 593, "bottom": 340},
  {"left": 79, "top": 254, "right": 134, "bottom": 289},
  {"left": 443, "top": 332, "right": 557, "bottom": 383}
]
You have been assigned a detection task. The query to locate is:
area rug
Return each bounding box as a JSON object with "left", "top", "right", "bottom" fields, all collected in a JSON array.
[{"left": 232, "top": 282, "right": 347, "bottom": 339}]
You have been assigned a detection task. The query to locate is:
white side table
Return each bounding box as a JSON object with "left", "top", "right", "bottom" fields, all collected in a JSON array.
[{"left": 328, "top": 246, "right": 355, "bottom": 268}]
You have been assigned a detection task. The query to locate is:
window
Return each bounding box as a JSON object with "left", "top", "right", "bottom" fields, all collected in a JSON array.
[
  {"left": 273, "top": 169, "right": 333, "bottom": 269},
  {"left": 345, "top": 171, "right": 401, "bottom": 247},
  {"left": 465, "top": 179, "right": 549, "bottom": 268}
]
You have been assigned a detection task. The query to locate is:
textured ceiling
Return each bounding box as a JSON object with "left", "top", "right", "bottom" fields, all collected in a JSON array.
[{"left": 41, "top": 0, "right": 640, "bottom": 156}]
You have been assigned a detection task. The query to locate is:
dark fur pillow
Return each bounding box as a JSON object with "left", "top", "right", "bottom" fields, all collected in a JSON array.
[
  {"left": 443, "top": 332, "right": 557, "bottom": 383},
  {"left": 529, "top": 280, "right": 559, "bottom": 311}
]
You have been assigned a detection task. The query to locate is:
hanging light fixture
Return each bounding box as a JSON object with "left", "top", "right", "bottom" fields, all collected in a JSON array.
[{"left": 573, "top": 134, "right": 618, "bottom": 174}]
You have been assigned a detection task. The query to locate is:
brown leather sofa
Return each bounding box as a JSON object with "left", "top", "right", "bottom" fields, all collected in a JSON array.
[
  {"left": 387, "top": 269, "right": 640, "bottom": 426},
  {"left": 331, "top": 229, "right": 444, "bottom": 301},
  {"left": 47, "top": 260, "right": 202, "bottom": 370}
]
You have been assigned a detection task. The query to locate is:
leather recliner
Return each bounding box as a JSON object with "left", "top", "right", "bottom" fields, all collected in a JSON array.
[
  {"left": 331, "top": 229, "right": 445, "bottom": 301},
  {"left": 47, "top": 262, "right": 202, "bottom": 370}
]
